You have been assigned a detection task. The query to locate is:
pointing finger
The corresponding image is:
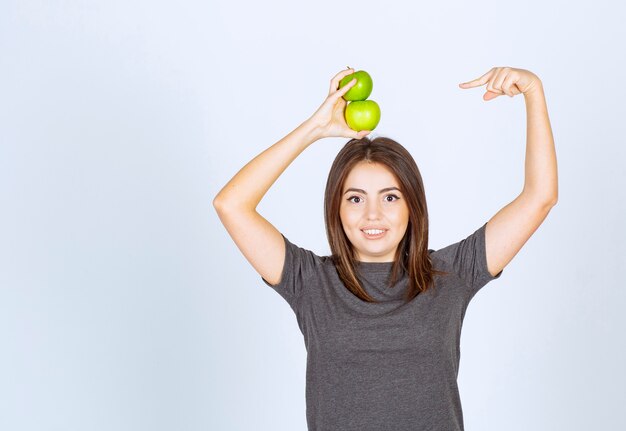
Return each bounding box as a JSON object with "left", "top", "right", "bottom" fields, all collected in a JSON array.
[{"left": 459, "top": 68, "right": 496, "bottom": 89}]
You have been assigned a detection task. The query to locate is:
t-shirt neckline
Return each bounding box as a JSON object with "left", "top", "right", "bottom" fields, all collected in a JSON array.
[{"left": 355, "top": 261, "right": 395, "bottom": 274}]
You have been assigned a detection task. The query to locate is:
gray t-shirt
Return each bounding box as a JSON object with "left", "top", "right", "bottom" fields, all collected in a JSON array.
[{"left": 262, "top": 222, "right": 503, "bottom": 431}]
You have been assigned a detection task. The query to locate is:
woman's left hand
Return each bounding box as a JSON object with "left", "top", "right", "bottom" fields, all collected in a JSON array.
[{"left": 459, "top": 67, "right": 541, "bottom": 101}]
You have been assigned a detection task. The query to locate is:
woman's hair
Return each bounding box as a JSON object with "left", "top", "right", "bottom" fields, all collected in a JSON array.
[{"left": 324, "top": 136, "right": 449, "bottom": 303}]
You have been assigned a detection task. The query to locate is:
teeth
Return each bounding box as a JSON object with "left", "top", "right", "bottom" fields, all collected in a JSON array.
[{"left": 363, "top": 229, "right": 385, "bottom": 235}]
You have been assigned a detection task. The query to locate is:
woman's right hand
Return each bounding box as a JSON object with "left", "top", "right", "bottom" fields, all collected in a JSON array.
[{"left": 307, "top": 68, "right": 372, "bottom": 140}]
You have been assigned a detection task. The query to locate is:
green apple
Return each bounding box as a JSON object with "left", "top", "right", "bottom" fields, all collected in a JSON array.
[
  {"left": 339, "top": 70, "right": 373, "bottom": 101},
  {"left": 345, "top": 100, "right": 380, "bottom": 131}
]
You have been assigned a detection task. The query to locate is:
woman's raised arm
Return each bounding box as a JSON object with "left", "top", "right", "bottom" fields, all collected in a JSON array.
[
  {"left": 459, "top": 67, "right": 558, "bottom": 277},
  {"left": 213, "top": 68, "right": 370, "bottom": 286}
]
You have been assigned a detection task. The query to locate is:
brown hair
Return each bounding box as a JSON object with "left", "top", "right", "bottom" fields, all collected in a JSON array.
[{"left": 324, "top": 136, "right": 449, "bottom": 303}]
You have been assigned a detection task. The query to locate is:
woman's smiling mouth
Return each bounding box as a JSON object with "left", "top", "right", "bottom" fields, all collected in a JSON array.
[{"left": 361, "top": 228, "right": 388, "bottom": 239}]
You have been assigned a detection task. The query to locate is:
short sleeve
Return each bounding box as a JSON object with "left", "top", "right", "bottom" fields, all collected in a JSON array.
[
  {"left": 433, "top": 222, "right": 503, "bottom": 296},
  {"left": 261, "top": 233, "right": 321, "bottom": 310}
]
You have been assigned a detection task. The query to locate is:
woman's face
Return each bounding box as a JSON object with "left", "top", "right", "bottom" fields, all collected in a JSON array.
[{"left": 339, "top": 161, "right": 409, "bottom": 262}]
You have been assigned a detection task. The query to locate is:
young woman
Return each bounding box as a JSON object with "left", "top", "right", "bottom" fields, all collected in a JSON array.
[{"left": 213, "top": 67, "right": 558, "bottom": 431}]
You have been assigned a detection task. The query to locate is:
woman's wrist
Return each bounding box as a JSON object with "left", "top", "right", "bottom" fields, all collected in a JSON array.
[
  {"left": 299, "top": 118, "right": 325, "bottom": 143},
  {"left": 523, "top": 79, "right": 544, "bottom": 99}
]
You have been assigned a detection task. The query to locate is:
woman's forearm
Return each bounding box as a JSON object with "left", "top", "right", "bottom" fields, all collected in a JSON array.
[
  {"left": 213, "top": 119, "right": 322, "bottom": 211},
  {"left": 521, "top": 82, "right": 558, "bottom": 204}
]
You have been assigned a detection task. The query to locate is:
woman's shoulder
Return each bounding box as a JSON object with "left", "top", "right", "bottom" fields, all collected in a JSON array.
[{"left": 281, "top": 234, "right": 334, "bottom": 269}]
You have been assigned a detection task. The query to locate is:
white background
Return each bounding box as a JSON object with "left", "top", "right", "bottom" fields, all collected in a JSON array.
[{"left": 1, "top": 1, "right": 625, "bottom": 430}]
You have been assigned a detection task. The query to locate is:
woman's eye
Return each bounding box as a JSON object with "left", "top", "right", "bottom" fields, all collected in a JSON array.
[{"left": 348, "top": 195, "right": 400, "bottom": 204}]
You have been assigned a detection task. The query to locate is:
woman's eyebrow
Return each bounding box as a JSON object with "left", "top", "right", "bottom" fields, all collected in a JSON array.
[{"left": 343, "top": 187, "right": 401, "bottom": 195}]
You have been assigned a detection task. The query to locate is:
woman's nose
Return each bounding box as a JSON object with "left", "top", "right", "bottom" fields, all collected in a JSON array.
[{"left": 366, "top": 200, "right": 382, "bottom": 219}]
